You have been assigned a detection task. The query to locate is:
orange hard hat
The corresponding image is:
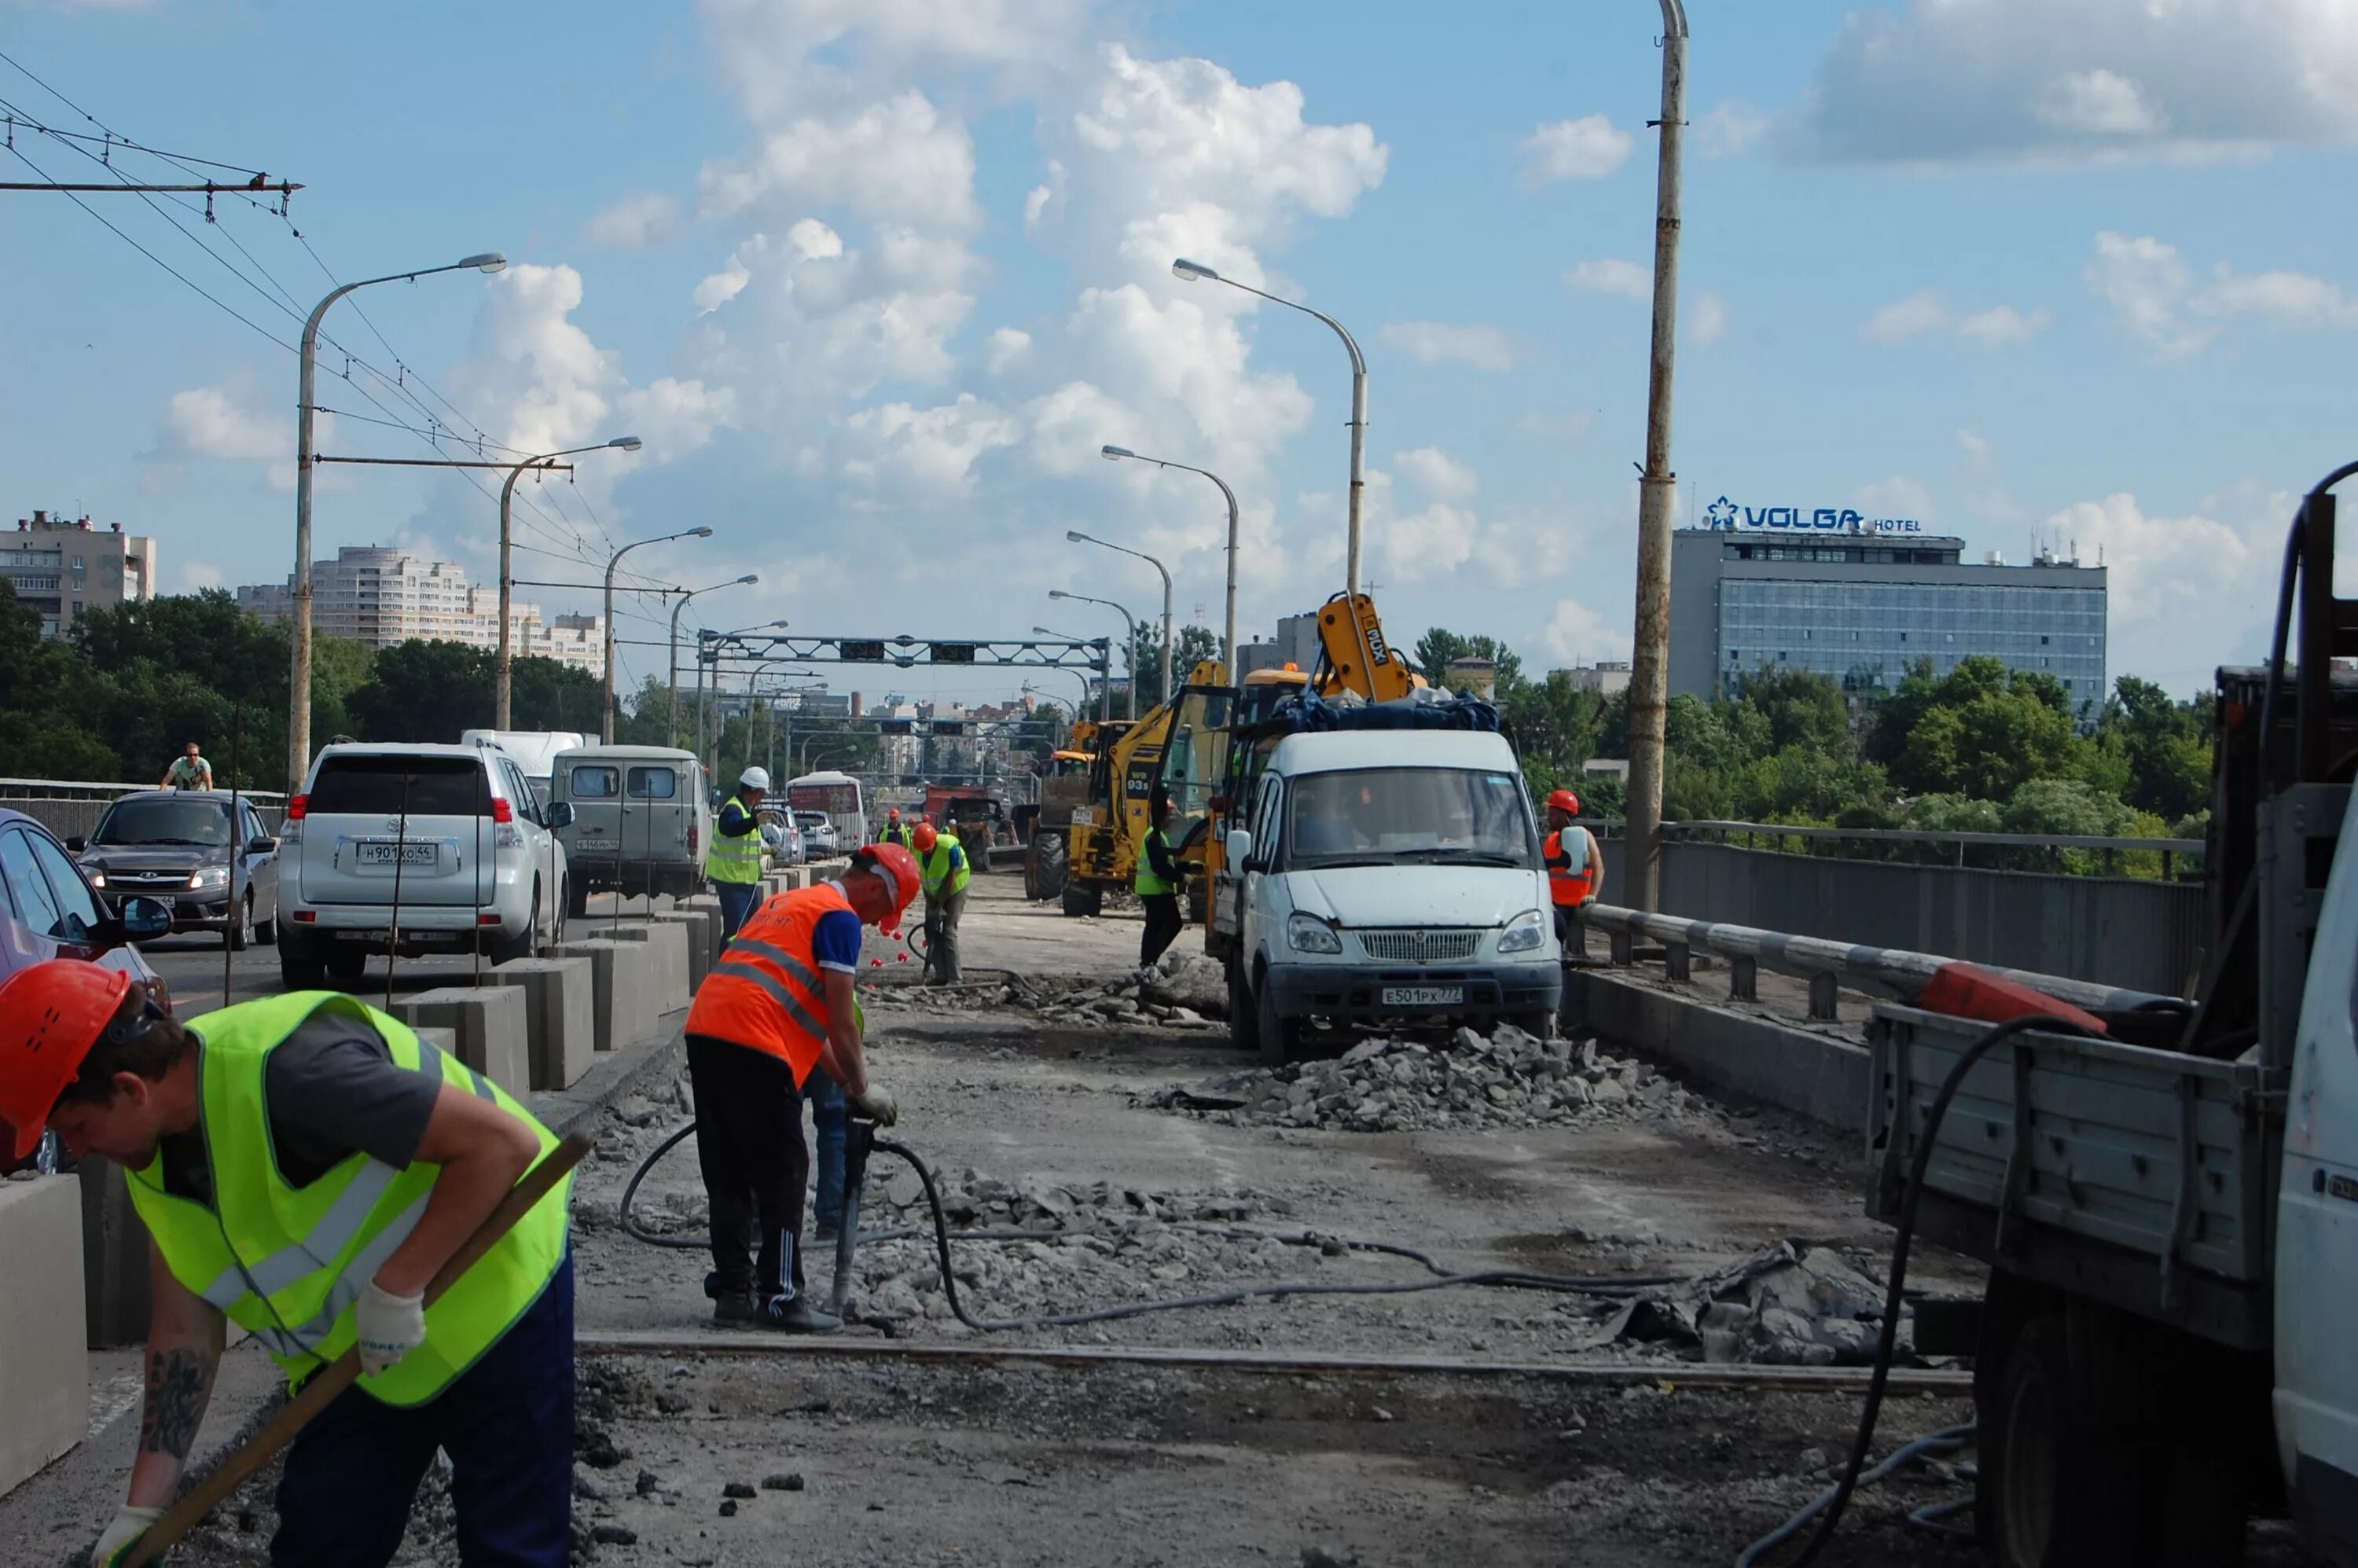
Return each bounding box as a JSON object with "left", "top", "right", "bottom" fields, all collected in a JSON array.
[
  {"left": 1546, "top": 788, "right": 1581, "bottom": 815},
  {"left": 911, "top": 821, "right": 938, "bottom": 853},
  {"left": 0, "top": 960, "right": 132, "bottom": 1161},
  {"left": 853, "top": 843, "right": 922, "bottom": 935},
  {"left": 887, "top": 807, "right": 901, "bottom": 821}
]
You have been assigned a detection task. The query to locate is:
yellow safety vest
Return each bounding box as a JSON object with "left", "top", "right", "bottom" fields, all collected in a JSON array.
[
  {"left": 123, "top": 992, "right": 569, "bottom": 1405},
  {"left": 920, "top": 838, "right": 971, "bottom": 899},
  {"left": 707, "top": 795, "right": 764, "bottom": 885},
  {"left": 1134, "top": 827, "right": 1175, "bottom": 896}
]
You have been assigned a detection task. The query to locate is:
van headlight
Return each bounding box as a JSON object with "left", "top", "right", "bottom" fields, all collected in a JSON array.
[
  {"left": 1286, "top": 911, "right": 1343, "bottom": 954},
  {"left": 1497, "top": 909, "right": 1548, "bottom": 954}
]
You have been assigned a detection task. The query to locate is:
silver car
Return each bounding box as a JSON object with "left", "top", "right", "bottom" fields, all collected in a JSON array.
[{"left": 277, "top": 742, "right": 572, "bottom": 987}]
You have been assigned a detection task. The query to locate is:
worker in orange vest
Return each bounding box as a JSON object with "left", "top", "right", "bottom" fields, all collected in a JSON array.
[
  {"left": 681, "top": 843, "right": 915, "bottom": 1332},
  {"left": 1541, "top": 788, "right": 1603, "bottom": 946}
]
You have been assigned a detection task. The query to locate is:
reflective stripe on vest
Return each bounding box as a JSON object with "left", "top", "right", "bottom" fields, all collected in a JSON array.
[
  {"left": 1134, "top": 828, "right": 1175, "bottom": 897},
  {"left": 920, "top": 839, "right": 971, "bottom": 899},
  {"left": 1544, "top": 827, "right": 1599, "bottom": 906},
  {"left": 123, "top": 993, "right": 568, "bottom": 1406},
  {"left": 683, "top": 882, "right": 848, "bottom": 1083},
  {"left": 707, "top": 795, "right": 764, "bottom": 884}
]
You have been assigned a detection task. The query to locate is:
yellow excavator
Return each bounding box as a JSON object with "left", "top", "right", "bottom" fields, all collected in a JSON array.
[{"left": 1025, "top": 591, "right": 1418, "bottom": 920}]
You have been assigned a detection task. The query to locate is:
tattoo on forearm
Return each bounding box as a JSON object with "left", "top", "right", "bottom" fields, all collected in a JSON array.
[{"left": 138, "top": 1348, "right": 212, "bottom": 1460}]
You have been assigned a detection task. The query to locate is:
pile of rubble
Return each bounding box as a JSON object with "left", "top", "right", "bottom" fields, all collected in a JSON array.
[
  {"left": 1145, "top": 1025, "right": 1714, "bottom": 1133},
  {"left": 1605, "top": 1241, "right": 1908, "bottom": 1366},
  {"left": 1027, "top": 950, "right": 1229, "bottom": 1030}
]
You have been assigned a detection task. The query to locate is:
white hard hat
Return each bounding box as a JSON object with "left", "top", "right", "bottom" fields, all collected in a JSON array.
[{"left": 740, "top": 766, "right": 772, "bottom": 791}]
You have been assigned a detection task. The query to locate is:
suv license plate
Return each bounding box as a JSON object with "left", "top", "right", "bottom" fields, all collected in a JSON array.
[
  {"left": 358, "top": 842, "right": 437, "bottom": 867},
  {"left": 1381, "top": 986, "right": 1464, "bottom": 1007},
  {"left": 575, "top": 838, "right": 620, "bottom": 851}
]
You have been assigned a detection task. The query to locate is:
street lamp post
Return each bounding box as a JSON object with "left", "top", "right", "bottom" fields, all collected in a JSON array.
[
  {"left": 1034, "top": 625, "right": 1115, "bottom": 724},
  {"left": 291, "top": 251, "right": 505, "bottom": 780},
  {"left": 1170, "top": 256, "right": 1367, "bottom": 599},
  {"left": 1046, "top": 592, "right": 1140, "bottom": 719},
  {"left": 602, "top": 527, "right": 714, "bottom": 743},
  {"left": 667, "top": 575, "right": 760, "bottom": 747},
  {"left": 496, "top": 435, "right": 641, "bottom": 730},
  {"left": 1066, "top": 528, "right": 1173, "bottom": 705},
  {"left": 1100, "top": 445, "right": 1238, "bottom": 678},
  {"left": 696, "top": 619, "right": 791, "bottom": 765}
]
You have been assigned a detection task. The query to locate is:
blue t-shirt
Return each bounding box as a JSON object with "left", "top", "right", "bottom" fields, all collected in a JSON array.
[{"left": 813, "top": 908, "right": 863, "bottom": 973}]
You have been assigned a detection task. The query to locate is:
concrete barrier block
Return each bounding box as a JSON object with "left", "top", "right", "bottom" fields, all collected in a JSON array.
[
  {"left": 0, "top": 1175, "right": 87, "bottom": 1495},
  {"left": 648, "top": 910, "right": 714, "bottom": 990},
  {"left": 78, "top": 1159, "right": 150, "bottom": 1348},
  {"left": 551, "top": 938, "right": 659, "bottom": 1052},
  {"left": 414, "top": 1026, "right": 461, "bottom": 1059},
  {"left": 601, "top": 922, "right": 691, "bottom": 1014},
  {"left": 487, "top": 956, "right": 598, "bottom": 1091},
  {"left": 391, "top": 987, "right": 531, "bottom": 1096}
]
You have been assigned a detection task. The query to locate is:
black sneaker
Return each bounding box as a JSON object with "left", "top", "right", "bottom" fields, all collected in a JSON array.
[
  {"left": 751, "top": 1292, "right": 841, "bottom": 1334},
  {"left": 711, "top": 1293, "right": 758, "bottom": 1325}
]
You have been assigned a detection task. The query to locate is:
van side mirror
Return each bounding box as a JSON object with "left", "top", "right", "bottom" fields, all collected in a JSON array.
[
  {"left": 549, "top": 802, "right": 575, "bottom": 830},
  {"left": 1225, "top": 829, "right": 1254, "bottom": 871}
]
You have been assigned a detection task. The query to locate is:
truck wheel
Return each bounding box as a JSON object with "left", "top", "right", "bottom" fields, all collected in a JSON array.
[
  {"left": 1254, "top": 969, "right": 1303, "bottom": 1067},
  {"left": 1228, "top": 957, "right": 1261, "bottom": 1056},
  {"left": 1060, "top": 881, "right": 1103, "bottom": 919}
]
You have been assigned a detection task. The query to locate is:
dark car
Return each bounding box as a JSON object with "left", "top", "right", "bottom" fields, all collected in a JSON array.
[
  {"left": 0, "top": 806, "right": 172, "bottom": 1173},
  {"left": 72, "top": 791, "right": 281, "bottom": 951}
]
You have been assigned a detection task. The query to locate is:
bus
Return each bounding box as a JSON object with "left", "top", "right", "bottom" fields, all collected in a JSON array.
[{"left": 785, "top": 769, "right": 867, "bottom": 850}]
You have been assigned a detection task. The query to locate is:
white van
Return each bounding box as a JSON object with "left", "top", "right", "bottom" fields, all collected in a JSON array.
[
  {"left": 552, "top": 745, "right": 713, "bottom": 917},
  {"left": 461, "top": 729, "right": 587, "bottom": 810},
  {"left": 1218, "top": 729, "right": 1561, "bottom": 1063}
]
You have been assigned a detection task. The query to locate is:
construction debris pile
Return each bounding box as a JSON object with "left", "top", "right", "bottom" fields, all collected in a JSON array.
[
  {"left": 1603, "top": 1242, "right": 1908, "bottom": 1367},
  {"left": 1144, "top": 1025, "right": 1715, "bottom": 1133},
  {"left": 857, "top": 950, "right": 1229, "bottom": 1030}
]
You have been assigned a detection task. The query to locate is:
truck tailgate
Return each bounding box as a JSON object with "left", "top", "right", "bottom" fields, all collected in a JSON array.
[{"left": 1871, "top": 1003, "right": 2280, "bottom": 1301}]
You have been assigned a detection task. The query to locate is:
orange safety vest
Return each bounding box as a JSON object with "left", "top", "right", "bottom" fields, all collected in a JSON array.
[
  {"left": 1544, "top": 826, "right": 1600, "bottom": 907},
  {"left": 684, "top": 882, "right": 848, "bottom": 1085}
]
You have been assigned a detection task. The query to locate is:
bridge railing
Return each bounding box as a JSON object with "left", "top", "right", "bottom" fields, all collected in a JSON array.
[{"left": 0, "top": 777, "right": 289, "bottom": 843}]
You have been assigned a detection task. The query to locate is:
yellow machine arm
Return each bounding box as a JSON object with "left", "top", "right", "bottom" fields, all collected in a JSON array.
[{"left": 1315, "top": 593, "right": 1418, "bottom": 702}]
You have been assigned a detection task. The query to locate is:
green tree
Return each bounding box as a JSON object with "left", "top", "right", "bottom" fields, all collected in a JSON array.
[
  {"left": 1129, "top": 623, "right": 1222, "bottom": 703},
  {"left": 1732, "top": 666, "right": 1852, "bottom": 755},
  {"left": 346, "top": 641, "right": 494, "bottom": 741},
  {"left": 1412, "top": 627, "right": 1525, "bottom": 693}
]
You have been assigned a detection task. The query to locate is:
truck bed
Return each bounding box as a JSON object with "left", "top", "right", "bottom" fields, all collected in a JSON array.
[{"left": 1869, "top": 1002, "right": 2283, "bottom": 1348}]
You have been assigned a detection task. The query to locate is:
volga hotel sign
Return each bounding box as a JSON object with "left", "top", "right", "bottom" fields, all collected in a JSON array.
[{"left": 1704, "top": 495, "right": 1923, "bottom": 534}]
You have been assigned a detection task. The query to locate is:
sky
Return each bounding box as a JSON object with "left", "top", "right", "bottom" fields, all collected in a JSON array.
[{"left": 2, "top": 0, "right": 2354, "bottom": 707}]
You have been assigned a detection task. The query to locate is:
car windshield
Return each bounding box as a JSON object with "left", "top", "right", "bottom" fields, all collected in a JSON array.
[
  {"left": 94, "top": 798, "right": 231, "bottom": 847},
  {"left": 1283, "top": 767, "right": 1537, "bottom": 870}
]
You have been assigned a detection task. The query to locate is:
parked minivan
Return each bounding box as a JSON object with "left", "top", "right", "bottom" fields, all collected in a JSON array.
[
  {"left": 1217, "top": 726, "right": 1561, "bottom": 1063},
  {"left": 277, "top": 743, "right": 573, "bottom": 987},
  {"left": 551, "top": 745, "right": 712, "bottom": 917}
]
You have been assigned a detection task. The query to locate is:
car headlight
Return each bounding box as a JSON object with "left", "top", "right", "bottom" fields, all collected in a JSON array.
[
  {"left": 189, "top": 866, "right": 230, "bottom": 889},
  {"left": 85, "top": 868, "right": 105, "bottom": 889},
  {"left": 1497, "top": 909, "right": 1549, "bottom": 954},
  {"left": 1286, "top": 911, "right": 1343, "bottom": 954}
]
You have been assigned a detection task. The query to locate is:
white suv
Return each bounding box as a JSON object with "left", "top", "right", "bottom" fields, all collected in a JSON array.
[{"left": 277, "top": 742, "right": 573, "bottom": 989}]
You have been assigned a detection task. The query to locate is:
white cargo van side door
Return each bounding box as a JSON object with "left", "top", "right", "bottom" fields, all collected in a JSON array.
[{"left": 1240, "top": 773, "right": 1284, "bottom": 968}]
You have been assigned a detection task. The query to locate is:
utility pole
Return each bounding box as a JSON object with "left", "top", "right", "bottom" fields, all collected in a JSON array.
[{"left": 1624, "top": 0, "right": 1689, "bottom": 915}]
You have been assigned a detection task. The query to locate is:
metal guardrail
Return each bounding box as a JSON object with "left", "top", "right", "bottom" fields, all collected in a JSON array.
[
  {"left": 1574, "top": 902, "right": 2180, "bottom": 1022},
  {"left": 1669, "top": 818, "right": 2205, "bottom": 857},
  {"left": 0, "top": 776, "right": 289, "bottom": 804}
]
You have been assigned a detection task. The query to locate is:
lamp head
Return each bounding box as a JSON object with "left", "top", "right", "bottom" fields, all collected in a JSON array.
[
  {"left": 1170, "top": 258, "right": 1216, "bottom": 283},
  {"left": 1100, "top": 444, "right": 1134, "bottom": 461},
  {"left": 737, "top": 574, "right": 759, "bottom": 586},
  {"left": 1032, "top": 626, "right": 1055, "bottom": 637},
  {"left": 609, "top": 435, "right": 643, "bottom": 451},
  {"left": 1065, "top": 529, "right": 1089, "bottom": 544},
  {"left": 1049, "top": 589, "right": 1071, "bottom": 601},
  {"left": 461, "top": 252, "right": 507, "bottom": 274},
  {"left": 689, "top": 527, "right": 714, "bottom": 538}
]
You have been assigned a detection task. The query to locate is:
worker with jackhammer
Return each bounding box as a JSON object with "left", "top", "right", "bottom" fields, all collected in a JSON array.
[
  {"left": 0, "top": 962, "right": 575, "bottom": 1567},
  {"left": 910, "top": 821, "right": 971, "bottom": 985},
  {"left": 685, "top": 843, "right": 911, "bottom": 1331},
  {"left": 708, "top": 765, "right": 770, "bottom": 944},
  {"left": 1541, "top": 788, "right": 1603, "bottom": 947}
]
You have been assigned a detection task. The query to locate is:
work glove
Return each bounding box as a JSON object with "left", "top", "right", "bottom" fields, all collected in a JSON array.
[
  {"left": 849, "top": 1088, "right": 899, "bottom": 1127},
  {"left": 355, "top": 1280, "right": 428, "bottom": 1377},
  {"left": 93, "top": 1504, "right": 163, "bottom": 1567}
]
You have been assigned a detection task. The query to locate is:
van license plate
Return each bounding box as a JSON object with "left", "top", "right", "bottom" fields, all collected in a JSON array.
[
  {"left": 575, "top": 838, "right": 620, "bottom": 851},
  {"left": 1381, "top": 986, "right": 1463, "bottom": 1008},
  {"left": 358, "top": 842, "right": 437, "bottom": 867}
]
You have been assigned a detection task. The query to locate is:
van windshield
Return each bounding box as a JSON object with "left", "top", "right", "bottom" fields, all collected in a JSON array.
[{"left": 1284, "top": 768, "right": 1537, "bottom": 870}]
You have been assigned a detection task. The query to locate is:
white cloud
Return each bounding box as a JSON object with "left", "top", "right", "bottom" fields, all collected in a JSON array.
[
  {"left": 1864, "top": 290, "right": 2049, "bottom": 347},
  {"left": 1695, "top": 99, "right": 1771, "bottom": 158},
  {"left": 585, "top": 191, "right": 683, "bottom": 250},
  {"left": 1378, "top": 320, "right": 1515, "bottom": 373},
  {"left": 158, "top": 384, "right": 336, "bottom": 492},
  {"left": 2085, "top": 231, "right": 2358, "bottom": 358},
  {"left": 1517, "top": 408, "right": 1596, "bottom": 444},
  {"left": 982, "top": 327, "right": 1032, "bottom": 375},
  {"left": 1517, "top": 114, "right": 1633, "bottom": 185},
  {"left": 617, "top": 377, "right": 739, "bottom": 461},
  {"left": 1956, "top": 428, "right": 1995, "bottom": 466},
  {"left": 1689, "top": 292, "right": 1728, "bottom": 346},
  {"left": 696, "top": 90, "right": 983, "bottom": 230},
  {"left": 1541, "top": 598, "right": 1628, "bottom": 666},
  {"left": 1853, "top": 476, "right": 1936, "bottom": 524},
  {"left": 2201, "top": 266, "right": 2358, "bottom": 329},
  {"left": 1394, "top": 446, "right": 1478, "bottom": 504},
  {"left": 180, "top": 560, "right": 224, "bottom": 593},
  {"left": 1566, "top": 258, "right": 1650, "bottom": 300},
  {"left": 1797, "top": 0, "right": 2358, "bottom": 164},
  {"left": 837, "top": 393, "right": 1022, "bottom": 505}
]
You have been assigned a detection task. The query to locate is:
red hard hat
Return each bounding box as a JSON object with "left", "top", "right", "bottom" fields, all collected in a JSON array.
[
  {"left": 0, "top": 960, "right": 131, "bottom": 1161},
  {"left": 912, "top": 821, "right": 938, "bottom": 853},
  {"left": 1546, "top": 788, "right": 1581, "bottom": 815},
  {"left": 887, "top": 808, "right": 901, "bottom": 821},
  {"left": 854, "top": 842, "right": 922, "bottom": 935}
]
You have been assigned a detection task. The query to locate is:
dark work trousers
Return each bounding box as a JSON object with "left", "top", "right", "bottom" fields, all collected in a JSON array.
[
  {"left": 687, "top": 1033, "right": 811, "bottom": 1302},
  {"left": 1140, "top": 892, "right": 1184, "bottom": 968},
  {"left": 924, "top": 887, "right": 967, "bottom": 983},
  {"left": 713, "top": 879, "right": 760, "bottom": 945},
  {"left": 809, "top": 1070, "right": 848, "bottom": 1229},
  {"left": 272, "top": 1250, "right": 575, "bottom": 1567}
]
